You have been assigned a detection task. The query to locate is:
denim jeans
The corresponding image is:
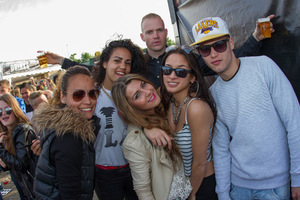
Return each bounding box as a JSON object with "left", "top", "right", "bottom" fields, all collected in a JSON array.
[
  {"left": 94, "top": 165, "right": 138, "bottom": 200},
  {"left": 230, "top": 183, "right": 290, "bottom": 200}
]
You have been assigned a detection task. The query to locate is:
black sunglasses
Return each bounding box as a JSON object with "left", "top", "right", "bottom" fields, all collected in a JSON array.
[
  {"left": 196, "top": 39, "right": 229, "bottom": 57},
  {"left": 165, "top": 44, "right": 195, "bottom": 54},
  {"left": 161, "top": 66, "right": 192, "bottom": 78},
  {"left": 0, "top": 107, "right": 13, "bottom": 117},
  {"left": 65, "top": 89, "right": 100, "bottom": 102}
]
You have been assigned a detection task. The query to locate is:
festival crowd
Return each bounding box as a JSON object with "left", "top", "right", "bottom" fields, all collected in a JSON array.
[{"left": 0, "top": 12, "right": 299, "bottom": 200}]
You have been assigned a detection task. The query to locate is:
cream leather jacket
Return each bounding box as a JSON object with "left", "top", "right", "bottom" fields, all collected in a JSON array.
[{"left": 123, "top": 124, "right": 174, "bottom": 200}]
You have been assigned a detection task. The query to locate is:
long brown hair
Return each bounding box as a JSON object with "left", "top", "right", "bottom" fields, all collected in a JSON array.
[
  {"left": 112, "top": 74, "right": 182, "bottom": 170},
  {"left": 0, "top": 94, "right": 32, "bottom": 155}
]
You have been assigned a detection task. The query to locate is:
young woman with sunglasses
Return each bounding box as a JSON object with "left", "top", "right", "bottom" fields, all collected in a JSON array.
[
  {"left": 160, "top": 47, "right": 218, "bottom": 200},
  {"left": 33, "top": 66, "right": 100, "bottom": 199},
  {"left": 111, "top": 74, "right": 192, "bottom": 200},
  {"left": 0, "top": 93, "right": 38, "bottom": 199}
]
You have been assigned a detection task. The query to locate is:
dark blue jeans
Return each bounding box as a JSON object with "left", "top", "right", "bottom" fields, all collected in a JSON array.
[{"left": 95, "top": 165, "right": 138, "bottom": 200}]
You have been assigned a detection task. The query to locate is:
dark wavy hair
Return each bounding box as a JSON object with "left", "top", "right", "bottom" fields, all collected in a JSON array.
[
  {"left": 93, "top": 39, "right": 148, "bottom": 86},
  {"left": 160, "top": 48, "right": 217, "bottom": 130}
]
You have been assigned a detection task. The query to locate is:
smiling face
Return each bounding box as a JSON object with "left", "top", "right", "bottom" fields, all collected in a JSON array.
[
  {"left": 61, "top": 74, "right": 97, "bottom": 119},
  {"left": 163, "top": 53, "right": 195, "bottom": 97},
  {"left": 125, "top": 79, "right": 160, "bottom": 113},
  {"left": 102, "top": 47, "right": 132, "bottom": 89},
  {"left": 0, "top": 100, "right": 16, "bottom": 128}
]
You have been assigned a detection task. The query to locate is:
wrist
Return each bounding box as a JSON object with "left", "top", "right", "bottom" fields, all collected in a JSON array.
[{"left": 252, "top": 33, "right": 260, "bottom": 42}]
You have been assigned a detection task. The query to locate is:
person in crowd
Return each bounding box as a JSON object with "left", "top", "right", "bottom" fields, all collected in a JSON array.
[
  {"left": 32, "top": 65, "right": 100, "bottom": 199},
  {"left": 159, "top": 46, "right": 218, "bottom": 200},
  {"left": 40, "top": 39, "right": 149, "bottom": 199},
  {"left": 0, "top": 80, "right": 26, "bottom": 113},
  {"left": 139, "top": 13, "right": 274, "bottom": 88},
  {"left": 28, "top": 91, "right": 48, "bottom": 110},
  {"left": 20, "top": 82, "right": 34, "bottom": 117},
  {"left": 0, "top": 94, "right": 38, "bottom": 200},
  {"left": 112, "top": 74, "right": 192, "bottom": 200},
  {"left": 12, "top": 86, "right": 22, "bottom": 98},
  {"left": 191, "top": 16, "right": 300, "bottom": 200}
]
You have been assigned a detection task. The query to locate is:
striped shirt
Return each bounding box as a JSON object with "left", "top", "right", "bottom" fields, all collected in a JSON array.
[{"left": 174, "top": 98, "right": 213, "bottom": 177}]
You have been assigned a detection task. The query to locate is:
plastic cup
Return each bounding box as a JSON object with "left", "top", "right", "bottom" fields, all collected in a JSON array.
[
  {"left": 258, "top": 18, "right": 271, "bottom": 38},
  {"left": 37, "top": 52, "right": 47, "bottom": 68}
]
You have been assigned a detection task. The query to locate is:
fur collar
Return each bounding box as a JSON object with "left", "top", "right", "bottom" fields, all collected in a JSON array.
[{"left": 32, "top": 103, "right": 95, "bottom": 142}]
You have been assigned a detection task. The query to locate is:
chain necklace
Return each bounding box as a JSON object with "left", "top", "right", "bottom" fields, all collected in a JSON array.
[
  {"left": 172, "top": 96, "right": 190, "bottom": 124},
  {"left": 101, "top": 85, "right": 113, "bottom": 101}
]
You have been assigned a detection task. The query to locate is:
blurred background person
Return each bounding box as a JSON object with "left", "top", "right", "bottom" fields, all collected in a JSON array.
[
  {"left": 29, "top": 91, "right": 48, "bottom": 110},
  {"left": 0, "top": 80, "right": 26, "bottom": 114},
  {"left": 0, "top": 94, "right": 38, "bottom": 200}
]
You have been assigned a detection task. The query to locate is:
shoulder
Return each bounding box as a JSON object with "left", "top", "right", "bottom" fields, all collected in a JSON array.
[
  {"left": 123, "top": 125, "right": 151, "bottom": 153},
  {"left": 187, "top": 99, "right": 213, "bottom": 118}
]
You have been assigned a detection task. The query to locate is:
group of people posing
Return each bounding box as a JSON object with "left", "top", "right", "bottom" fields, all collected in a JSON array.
[{"left": 0, "top": 12, "right": 299, "bottom": 200}]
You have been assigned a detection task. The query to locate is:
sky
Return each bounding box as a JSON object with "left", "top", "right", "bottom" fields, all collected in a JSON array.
[{"left": 0, "top": 0, "right": 175, "bottom": 62}]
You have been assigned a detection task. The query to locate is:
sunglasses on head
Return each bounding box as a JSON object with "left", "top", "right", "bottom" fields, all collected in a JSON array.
[
  {"left": 0, "top": 107, "right": 13, "bottom": 117},
  {"left": 161, "top": 66, "right": 192, "bottom": 78},
  {"left": 196, "top": 38, "right": 229, "bottom": 57},
  {"left": 165, "top": 44, "right": 195, "bottom": 54},
  {"left": 65, "top": 89, "right": 100, "bottom": 102}
]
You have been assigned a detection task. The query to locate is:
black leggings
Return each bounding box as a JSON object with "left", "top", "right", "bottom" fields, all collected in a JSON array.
[{"left": 196, "top": 173, "right": 218, "bottom": 200}]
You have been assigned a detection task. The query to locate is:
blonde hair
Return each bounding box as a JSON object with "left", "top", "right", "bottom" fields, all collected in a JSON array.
[
  {"left": 0, "top": 94, "right": 32, "bottom": 155},
  {"left": 112, "top": 74, "right": 182, "bottom": 170}
]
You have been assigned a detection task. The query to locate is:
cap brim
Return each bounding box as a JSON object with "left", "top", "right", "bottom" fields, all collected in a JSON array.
[{"left": 190, "top": 34, "right": 229, "bottom": 46}]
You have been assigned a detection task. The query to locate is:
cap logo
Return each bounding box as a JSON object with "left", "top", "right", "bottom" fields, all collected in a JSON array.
[{"left": 195, "top": 19, "right": 219, "bottom": 35}]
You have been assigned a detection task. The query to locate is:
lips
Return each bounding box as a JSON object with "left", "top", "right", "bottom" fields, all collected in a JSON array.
[
  {"left": 116, "top": 71, "right": 125, "bottom": 76},
  {"left": 212, "top": 60, "right": 222, "bottom": 65},
  {"left": 167, "top": 81, "right": 178, "bottom": 87},
  {"left": 2, "top": 116, "right": 9, "bottom": 121},
  {"left": 81, "top": 108, "right": 93, "bottom": 112},
  {"left": 149, "top": 94, "right": 156, "bottom": 102}
]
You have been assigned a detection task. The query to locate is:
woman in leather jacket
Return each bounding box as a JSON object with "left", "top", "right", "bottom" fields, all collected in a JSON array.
[{"left": 0, "top": 93, "right": 38, "bottom": 200}]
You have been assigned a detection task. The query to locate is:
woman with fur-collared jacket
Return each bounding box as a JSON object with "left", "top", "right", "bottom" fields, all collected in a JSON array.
[
  {"left": 33, "top": 66, "right": 100, "bottom": 199},
  {"left": 0, "top": 94, "right": 38, "bottom": 200}
]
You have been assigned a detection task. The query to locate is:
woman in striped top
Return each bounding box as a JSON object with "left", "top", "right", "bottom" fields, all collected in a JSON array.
[{"left": 160, "top": 46, "right": 218, "bottom": 200}]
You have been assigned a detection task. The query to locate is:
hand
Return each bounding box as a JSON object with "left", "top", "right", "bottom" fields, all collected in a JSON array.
[
  {"left": 37, "top": 51, "right": 65, "bottom": 65},
  {"left": 252, "top": 14, "right": 275, "bottom": 42},
  {"left": 31, "top": 139, "right": 42, "bottom": 156},
  {"left": 0, "top": 158, "right": 6, "bottom": 168},
  {"left": 292, "top": 187, "right": 300, "bottom": 200},
  {"left": 0, "top": 132, "right": 7, "bottom": 144},
  {"left": 144, "top": 127, "right": 173, "bottom": 149}
]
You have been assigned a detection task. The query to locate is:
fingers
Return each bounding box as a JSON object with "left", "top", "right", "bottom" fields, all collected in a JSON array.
[
  {"left": 267, "top": 14, "right": 275, "bottom": 20},
  {"left": 31, "top": 139, "right": 42, "bottom": 156}
]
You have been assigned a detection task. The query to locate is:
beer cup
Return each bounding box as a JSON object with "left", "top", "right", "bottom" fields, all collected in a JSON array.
[
  {"left": 37, "top": 51, "right": 47, "bottom": 68},
  {"left": 258, "top": 18, "right": 271, "bottom": 38}
]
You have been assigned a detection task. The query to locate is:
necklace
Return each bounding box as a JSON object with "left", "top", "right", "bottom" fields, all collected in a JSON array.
[
  {"left": 172, "top": 96, "right": 190, "bottom": 124},
  {"left": 101, "top": 85, "right": 112, "bottom": 100}
]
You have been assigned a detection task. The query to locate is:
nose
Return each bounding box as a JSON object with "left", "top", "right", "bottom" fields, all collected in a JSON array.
[
  {"left": 119, "top": 61, "right": 126, "bottom": 69},
  {"left": 169, "top": 70, "right": 177, "bottom": 79},
  {"left": 82, "top": 92, "right": 92, "bottom": 104},
  {"left": 210, "top": 47, "right": 218, "bottom": 58}
]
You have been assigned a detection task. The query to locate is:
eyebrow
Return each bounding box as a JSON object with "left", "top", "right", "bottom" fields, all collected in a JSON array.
[{"left": 113, "top": 56, "right": 131, "bottom": 61}]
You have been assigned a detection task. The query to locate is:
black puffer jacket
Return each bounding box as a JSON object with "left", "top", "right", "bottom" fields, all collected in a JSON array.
[
  {"left": 32, "top": 104, "right": 97, "bottom": 200},
  {"left": 0, "top": 123, "right": 38, "bottom": 199}
]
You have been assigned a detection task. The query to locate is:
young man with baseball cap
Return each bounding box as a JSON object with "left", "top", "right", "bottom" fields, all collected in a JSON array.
[{"left": 190, "top": 17, "right": 300, "bottom": 200}]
